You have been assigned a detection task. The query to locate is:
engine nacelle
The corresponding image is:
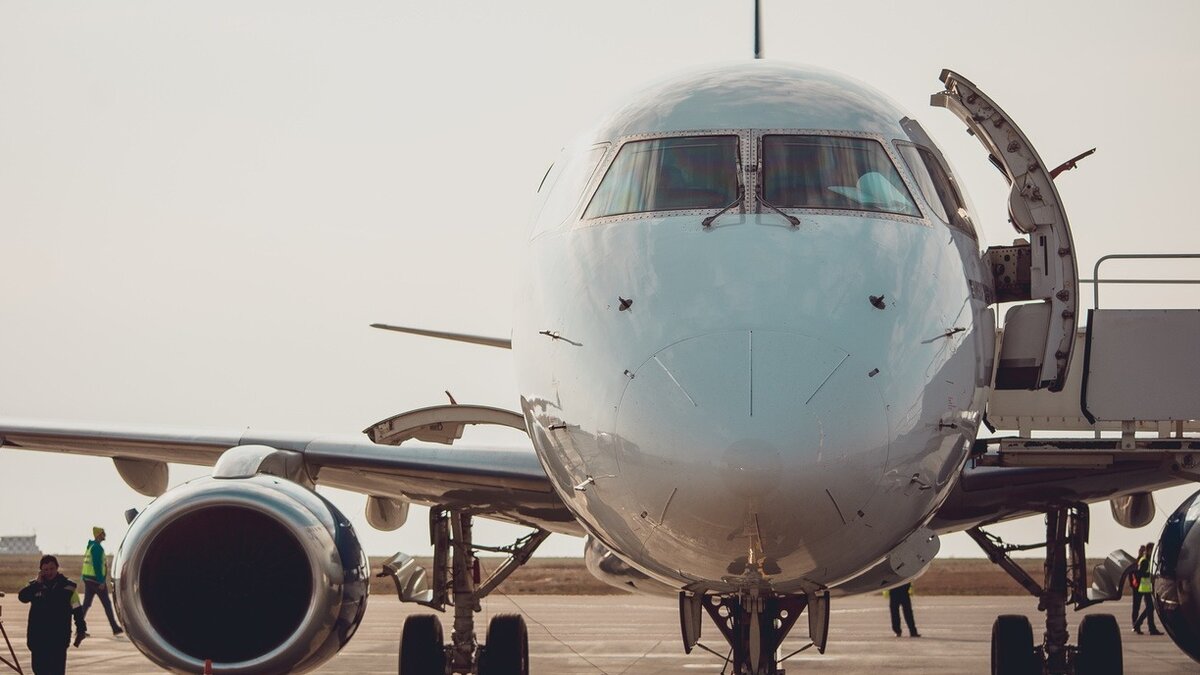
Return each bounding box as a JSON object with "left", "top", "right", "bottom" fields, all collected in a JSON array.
[
  {"left": 1154, "top": 488, "right": 1200, "bottom": 664},
  {"left": 112, "top": 474, "right": 369, "bottom": 674},
  {"left": 1111, "top": 492, "right": 1156, "bottom": 529}
]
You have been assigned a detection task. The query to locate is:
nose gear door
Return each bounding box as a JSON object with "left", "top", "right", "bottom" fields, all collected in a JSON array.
[{"left": 932, "top": 69, "right": 1079, "bottom": 392}]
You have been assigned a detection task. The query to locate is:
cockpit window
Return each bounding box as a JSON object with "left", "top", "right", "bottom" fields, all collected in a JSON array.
[
  {"left": 584, "top": 136, "right": 739, "bottom": 219},
  {"left": 761, "top": 135, "right": 920, "bottom": 217},
  {"left": 530, "top": 143, "right": 609, "bottom": 238},
  {"left": 896, "top": 142, "right": 976, "bottom": 237}
]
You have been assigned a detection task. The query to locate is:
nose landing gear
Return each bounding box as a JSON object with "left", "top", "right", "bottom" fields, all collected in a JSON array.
[
  {"left": 681, "top": 589, "right": 823, "bottom": 675},
  {"left": 969, "top": 503, "right": 1124, "bottom": 674}
]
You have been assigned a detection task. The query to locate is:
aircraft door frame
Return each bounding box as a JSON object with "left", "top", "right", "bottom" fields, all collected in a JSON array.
[{"left": 932, "top": 69, "right": 1079, "bottom": 392}]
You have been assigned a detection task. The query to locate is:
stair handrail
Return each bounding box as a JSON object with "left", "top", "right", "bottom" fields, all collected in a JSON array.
[{"left": 1085, "top": 253, "right": 1200, "bottom": 309}]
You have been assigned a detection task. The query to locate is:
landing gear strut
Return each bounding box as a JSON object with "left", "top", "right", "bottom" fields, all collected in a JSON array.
[
  {"left": 683, "top": 590, "right": 821, "bottom": 675},
  {"left": 969, "top": 503, "right": 1123, "bottom": 674},
  {"left": 388, "top": 507, "right": 549, "bottom": 675}
]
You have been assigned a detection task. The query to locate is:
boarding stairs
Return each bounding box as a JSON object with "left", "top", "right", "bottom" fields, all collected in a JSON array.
[{"left": 976, "top": 253, "right": 1200, "bottom": 475}]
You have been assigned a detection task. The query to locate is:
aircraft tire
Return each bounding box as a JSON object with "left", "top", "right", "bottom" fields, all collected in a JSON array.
[
  {"left": 399, "top": 614, "right": 445, "bottom": 675},
  {"left": 1076, "top": 613, "right": 1123, "bottom": 675},
  {"left": 991, "top": 614, "right": 1038, "bottom": 675},
  {"left": 479, "top": 614, "right": 529, "bottom": 675}
]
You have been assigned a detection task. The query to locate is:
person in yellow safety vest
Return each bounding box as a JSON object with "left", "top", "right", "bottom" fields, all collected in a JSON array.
[
  {"left": 1132, "top": 542, "right": 1163, "bottom": 635},
  {"left": 1129, "top": 543, "right": 1146, "bottom": 630},
  {"left": 79, "top": 527, "right": 123, "bottom": 642},
  {"left": 18, "top": 555, "right": 87, "bottom": 675}
]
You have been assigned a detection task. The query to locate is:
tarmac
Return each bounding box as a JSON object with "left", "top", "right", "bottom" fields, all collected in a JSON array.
[{"left": 0, "top": 593, "right": 1195, "bottom": 673}]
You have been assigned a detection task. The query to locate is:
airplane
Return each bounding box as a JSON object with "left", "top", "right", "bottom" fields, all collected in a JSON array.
[{"left": 2, "top": 18, "right": 1200, "bottom": 675}]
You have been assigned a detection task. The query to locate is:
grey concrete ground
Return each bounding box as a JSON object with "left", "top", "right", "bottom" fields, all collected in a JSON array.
[{"left": 0, "top": 594, "right": 1194, "bottom": 673}]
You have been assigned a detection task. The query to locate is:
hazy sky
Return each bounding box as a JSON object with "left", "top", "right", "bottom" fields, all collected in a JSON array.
[{"left": 2, "top": 0, "right": 1199, "bottom": 566}]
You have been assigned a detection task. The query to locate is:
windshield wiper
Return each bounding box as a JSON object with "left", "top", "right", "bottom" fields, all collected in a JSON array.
[
  {"left": 757, "top": 192, "right": 800, "bottom": 227},
  {"left": 755, "top": 163, "right": 800, "bottom": 227},
  {"left": 702, "top": 161, "right": 745, "bottom": 229},
  {"left": 702, "top": 186, "right": 745, "bottom": 229}
]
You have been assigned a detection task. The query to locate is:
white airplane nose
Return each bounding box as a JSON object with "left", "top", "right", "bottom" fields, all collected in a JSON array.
[{"left": 611, "top": 330, "right": 891, "bottom": 582}]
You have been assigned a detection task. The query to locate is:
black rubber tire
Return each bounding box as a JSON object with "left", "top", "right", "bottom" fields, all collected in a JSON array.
[
  {"left": 479, "top": 613, "right": 529, "bottom": 675},
  {"left": 991, "top": 614, "right": 1037, "bottom": 675},
  {"left": 399, "top": 614, "right": 445, "bottom": 675},
  {"left": 1077, "top": 613, "right": 1123, "bottom": 675}
]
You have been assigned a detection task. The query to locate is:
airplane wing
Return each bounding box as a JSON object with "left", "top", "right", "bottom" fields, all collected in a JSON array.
[
  {"left": 0, "top": 417, "right": 584, "bottom": 536},
  {"left": 929, "top": 458, "right": 1186, "bottom": 535}
]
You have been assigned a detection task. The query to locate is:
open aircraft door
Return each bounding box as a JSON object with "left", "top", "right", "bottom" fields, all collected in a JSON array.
[{"left": 932, "top": 70, "right": 1080, "bottom": 391}]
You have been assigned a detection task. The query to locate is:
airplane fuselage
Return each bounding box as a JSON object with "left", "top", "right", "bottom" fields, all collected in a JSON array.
[{"left": 515, "top": 62, "right": 995, "bottom": 594}]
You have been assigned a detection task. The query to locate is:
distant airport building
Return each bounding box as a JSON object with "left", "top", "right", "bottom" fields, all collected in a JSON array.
[{"left": 0, "top": 535, "right": 41, "bottom": 556}]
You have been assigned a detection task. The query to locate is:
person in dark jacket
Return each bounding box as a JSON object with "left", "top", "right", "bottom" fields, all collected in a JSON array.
[
  {"left": 17, "top": 555, "right": 87, "bottom": 675},
  {"left": 888, "top": 582, "right": 921, "bottom": 637},
  {"left": 80, "top": 527, "right": 122, "bottom": 637}
]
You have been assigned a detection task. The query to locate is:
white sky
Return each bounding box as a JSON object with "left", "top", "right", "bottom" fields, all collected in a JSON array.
[{"left": 1, "top": 0, "right": 1198, "bottom": 565}]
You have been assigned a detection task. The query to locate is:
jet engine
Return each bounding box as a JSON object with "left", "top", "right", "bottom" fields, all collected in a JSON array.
[
  {"left": 112, "top": 473, "right": 369, "bottom": 674},
  {"left": 1154, "top": 488, "right": 1200, "bottom": 664}
]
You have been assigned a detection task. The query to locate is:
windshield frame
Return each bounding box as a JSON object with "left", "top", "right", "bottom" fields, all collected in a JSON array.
[
  {"left": 529, "top": 142, "right": 612, "bottom": 240},
  {"left": 574, "top": 129, "right": 933, "bottom": 227},
  {"left": 893, "top": 139, "right": 978, "bottom": 239},
  {"left": 578, "top": 129, "right": 749, "bottom": 225},
  {"left": 753, "top": 130, "right": 926, "bottom": 223}
]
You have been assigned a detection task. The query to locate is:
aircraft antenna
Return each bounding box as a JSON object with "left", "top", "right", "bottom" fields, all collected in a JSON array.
[{"left": 754, "top": 0, "right": 763, "bottom": 59}]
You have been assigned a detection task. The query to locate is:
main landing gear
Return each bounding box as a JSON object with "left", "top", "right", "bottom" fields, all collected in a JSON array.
[
  {"left": 384, "top": 507, "right": 548, "bottom": 675},
  {"left": 969, "top": 503, "right": 1123, "bottom": 675},
  {"left": 680, "top": 589, "right": 828, "bottom": 675}
]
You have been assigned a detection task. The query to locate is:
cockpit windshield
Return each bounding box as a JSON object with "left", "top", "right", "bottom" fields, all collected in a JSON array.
[
  {"left": 584, "top": 136, "right": 739, "bottom": 219},
  {"left": 761, "top": 135, "right": 920, "bottom": 217},
  {"left": 895, "top": 142, "right": 976, "bottom": 237}
]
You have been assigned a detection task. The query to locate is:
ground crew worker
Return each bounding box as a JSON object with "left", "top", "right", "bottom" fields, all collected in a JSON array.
[
  {"left": 80, "top": 527, "right": 122, "bottom": 637},
  {"left": 1130, "top": 544, "right": 1146, "bottom": 630},
  {"left": 18, "top": 555, "right": 87, "bottom": 675},
  {"left": 1133, "top": 542, "right": 1163, "bottom": 635},
  {"left": 887, "top": 582, "right": 920, "bottom": 637}
]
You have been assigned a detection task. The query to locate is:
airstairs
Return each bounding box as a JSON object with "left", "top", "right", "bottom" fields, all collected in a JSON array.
[{"left": 979, "top": 253, "right": 1200, "bottom": 471}]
